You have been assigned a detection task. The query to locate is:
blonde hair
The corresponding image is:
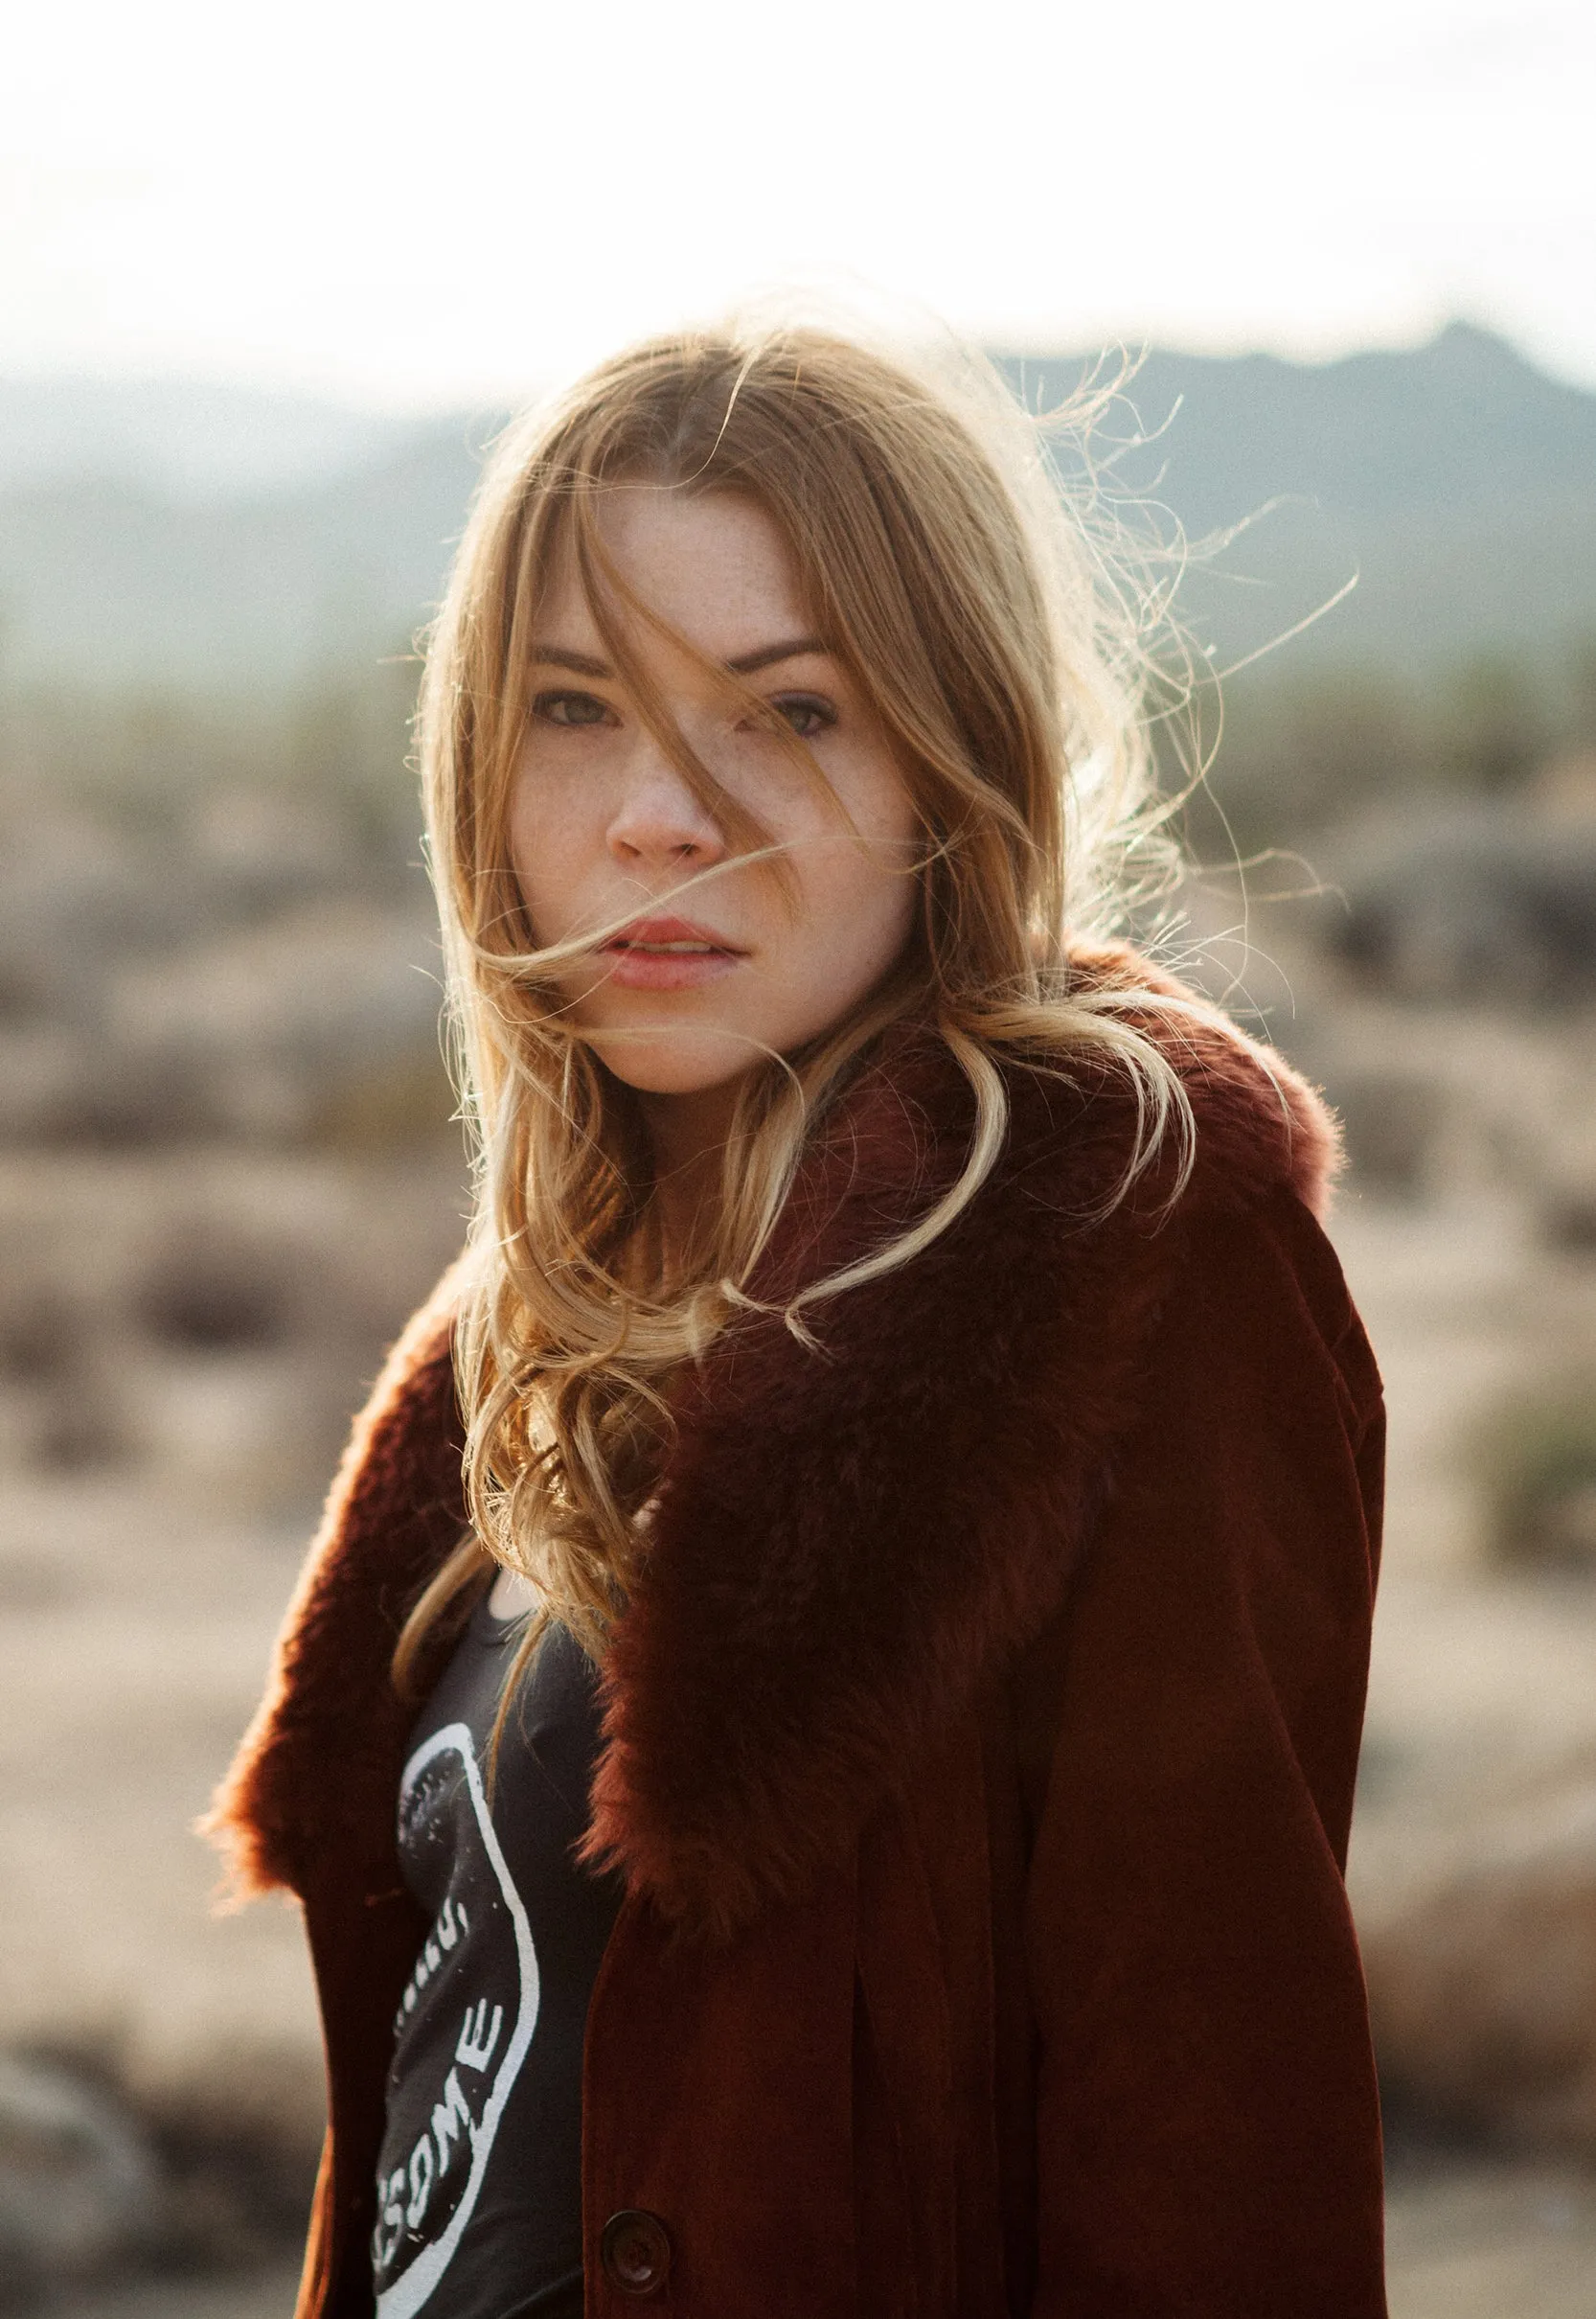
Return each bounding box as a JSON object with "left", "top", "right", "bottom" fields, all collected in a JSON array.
[{"left": 394, "top": 315, "right": 1197, "bottom": 1709}]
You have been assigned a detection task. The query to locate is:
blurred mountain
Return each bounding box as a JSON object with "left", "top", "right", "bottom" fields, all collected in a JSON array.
[
  {"left": 0, "top": 377, "right": 405, "bottom": 498},
  {"left": 1, "top": 323, "right": 1593, "bottom": 694},
  {"left": 1000, "top": 324, "right": 1596, "bottom": 677},
  {"left": 0, "top": 423, "right": 490, "bottom": 689}
]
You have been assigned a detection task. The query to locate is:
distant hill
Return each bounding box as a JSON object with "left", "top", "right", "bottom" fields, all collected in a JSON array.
[
  {"left": 0, "top": 423, "right": 489, "bottom": 690},
  {"left": 999, "top": 325, "right": 1596, "bottom": 679},
  {"left": 0, "top": 377, "right": 404, "bottom": 499},
  {"left": 2, "top": 325, "right": 1593, "bottom": 696}
]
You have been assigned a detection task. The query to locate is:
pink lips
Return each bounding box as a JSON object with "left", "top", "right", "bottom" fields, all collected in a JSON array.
[{"left": 596, "top": 915, "right": 747, "bottom": 992}]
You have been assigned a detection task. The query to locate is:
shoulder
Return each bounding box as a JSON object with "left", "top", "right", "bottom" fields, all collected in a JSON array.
[
  {"left": 1061, "top": 941, "right": 1375, "bottom": 1410},
  {"left": 974, "top": 941, "right": 1375, "bottom": 1448},
  {"left": 337, "top": 1252, "right": 466, "bottom": 1464},
  {"left": 203, "top": 1252, "right": 470, "bottom": 1899},
  {"left": 1049, "top": 936, "right": 1344, "bottom": 1226}
]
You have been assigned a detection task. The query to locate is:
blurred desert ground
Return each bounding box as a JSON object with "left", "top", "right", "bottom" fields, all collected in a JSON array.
[{"left": 2, "top": 331, "right": 1596, "bottom": 2314}]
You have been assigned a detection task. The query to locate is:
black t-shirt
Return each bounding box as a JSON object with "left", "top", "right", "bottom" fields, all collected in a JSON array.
[{"left": 371, "top": 1594, "right": 624, "bottom": 2319}]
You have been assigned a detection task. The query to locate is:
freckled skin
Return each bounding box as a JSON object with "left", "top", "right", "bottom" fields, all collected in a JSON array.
[{"left": 508, "top": 490, "right": 920, "bottom": 1182}]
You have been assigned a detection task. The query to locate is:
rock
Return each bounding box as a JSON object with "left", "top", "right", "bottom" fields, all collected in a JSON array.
[
  {"left": 0, "top": 1146, "right": 466, "bottom": 1506},
  {"left": 1328, "top": 1068, "right": 1450, "bottom": 1198},
  {"left": 1321, "top": 804, "right": 1596, "bottom": 1006},
  {"left": 0, "top": 2053, "right": 163, "bottom": 2304},
  {"left": 106, "top": 897, "right": 446, "bottom": 1146},
  {"left": 1364, "top": 1781, "right": 1596, "bottom": 2157}
]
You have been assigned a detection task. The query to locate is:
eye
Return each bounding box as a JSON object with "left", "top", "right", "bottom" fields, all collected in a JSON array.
[
  {"left": 532, "top": 689, "right": 615, "bottom": 728},
  {"left": 766, "top": 693, "right": 837, "bottom": 741}
]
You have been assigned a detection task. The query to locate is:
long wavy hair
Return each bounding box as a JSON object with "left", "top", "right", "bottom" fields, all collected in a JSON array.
[{"left": 394, "top": 316, "right": 1197, "bottom": 1708}]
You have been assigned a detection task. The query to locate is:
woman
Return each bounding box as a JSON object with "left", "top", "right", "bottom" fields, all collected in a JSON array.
[{"left": 210, "top": 322, "right": 1388, "bottom": 2319}]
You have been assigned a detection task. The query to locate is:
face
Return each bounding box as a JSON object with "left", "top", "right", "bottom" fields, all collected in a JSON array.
[{"left": 508, "top": 488, "right": 920, "bottom": 1125}]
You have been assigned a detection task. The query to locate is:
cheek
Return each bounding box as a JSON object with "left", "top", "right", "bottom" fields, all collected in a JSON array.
[
  {"left": 794, "top": 807, "right": 918, "bottom": 995},
  {"left": 505, "top": 814, "right": 544, "bottom": 936},
  {"left": 852, "top": 861, "right": 918, "bottom": 983},
  {"left": 507, "top": 768, "right": 580, "bottom": 935}
]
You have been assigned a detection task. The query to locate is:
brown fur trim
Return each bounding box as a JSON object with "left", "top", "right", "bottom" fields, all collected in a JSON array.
[
  {"left": 1061, "top": 937, "right": 1342, "bottom": 1222},
  {"left": 201, "top": 1257, "right": 472, "bottom": 1900},
  {"left": 207, "top": 947, "right": 1339, "bottom": 1939}
]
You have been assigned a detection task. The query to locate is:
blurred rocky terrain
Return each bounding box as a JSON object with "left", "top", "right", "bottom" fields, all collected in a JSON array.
[
  {"left": 0, "top": 743, "right": 468, "bottom": 2309},
  {"left": 0, "top": 740, "right": 1591, "bottom": 2318}
]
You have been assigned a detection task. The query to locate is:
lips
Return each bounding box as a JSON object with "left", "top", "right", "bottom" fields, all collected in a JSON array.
[{"left": 595, "top": 915, "right": 746, "bottom": 992}]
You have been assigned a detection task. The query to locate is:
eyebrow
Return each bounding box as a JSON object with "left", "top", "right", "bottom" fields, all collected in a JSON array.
[{"left": 531, "top": 635, "right": 828, "bottom": 679}]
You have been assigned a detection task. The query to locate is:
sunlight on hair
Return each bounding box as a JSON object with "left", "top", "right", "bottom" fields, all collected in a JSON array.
[{"left": 394, "top": 302, "right": 1232, "bottom": 1725}]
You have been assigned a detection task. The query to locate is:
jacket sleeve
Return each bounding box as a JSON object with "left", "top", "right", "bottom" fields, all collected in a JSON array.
[{"left": 1021, "top": 1182, "right": 1388, "bottom": 2318}]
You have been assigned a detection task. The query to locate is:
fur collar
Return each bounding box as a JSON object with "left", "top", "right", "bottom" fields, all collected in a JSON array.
[{"left": 210, "top": 945, "right": 1338, "bottom": 1943}]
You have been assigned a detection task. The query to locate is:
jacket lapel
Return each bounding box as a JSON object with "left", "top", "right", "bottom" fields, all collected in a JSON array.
[{"left": 581, "top": 1028, "right": 1177, "bottom": 1940}]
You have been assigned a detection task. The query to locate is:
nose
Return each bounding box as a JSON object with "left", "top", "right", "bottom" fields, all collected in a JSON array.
[{"left": 606, "top": 738, "right": 727, "bottom": 871}]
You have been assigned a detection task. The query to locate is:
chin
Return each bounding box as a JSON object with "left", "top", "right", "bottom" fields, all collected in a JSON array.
[{"left": 588, "top": 1024, "right": 774, "bottom": 1099}]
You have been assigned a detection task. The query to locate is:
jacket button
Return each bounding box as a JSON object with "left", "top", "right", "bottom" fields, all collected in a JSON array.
[{"left": 600, "top": 2208, "right": 673, "bottom": 2297}]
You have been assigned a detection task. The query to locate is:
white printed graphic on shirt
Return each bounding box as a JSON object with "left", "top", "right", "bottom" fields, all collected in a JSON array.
[{"left": 373, "top": 1722, "right": 541, "bottom": 2319}]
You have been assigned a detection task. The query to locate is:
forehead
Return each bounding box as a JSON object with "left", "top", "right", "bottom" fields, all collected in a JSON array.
[{"left": 536, "top": 486, "right": 812, "bottom": 658}]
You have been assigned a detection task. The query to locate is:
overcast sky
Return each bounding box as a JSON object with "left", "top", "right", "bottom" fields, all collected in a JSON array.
[{"left": 5, "top": 0, "right": 1593, "bottom": 408}]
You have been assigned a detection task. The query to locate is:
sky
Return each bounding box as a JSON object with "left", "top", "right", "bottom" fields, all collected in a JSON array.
[{"left": 4, "top": 0, "right": 1594, "bottom": 409}]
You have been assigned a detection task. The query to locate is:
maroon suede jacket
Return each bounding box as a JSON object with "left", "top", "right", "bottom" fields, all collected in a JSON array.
[{"left": 211, "top": 950, "right": 1389, "bottom": 2318}]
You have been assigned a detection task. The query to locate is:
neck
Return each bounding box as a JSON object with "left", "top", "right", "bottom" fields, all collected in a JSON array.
[{"left": 636, "top": 1076, "right": 747, "bottom": 1273}]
